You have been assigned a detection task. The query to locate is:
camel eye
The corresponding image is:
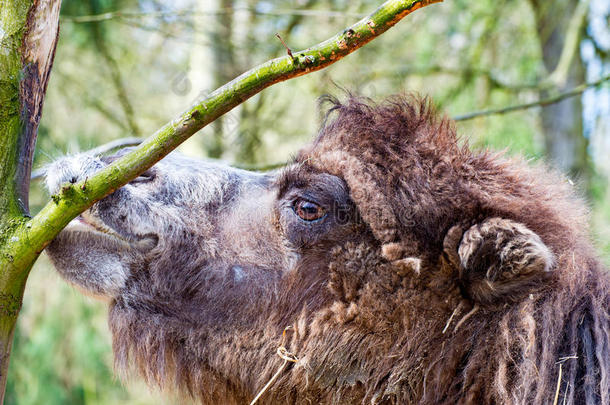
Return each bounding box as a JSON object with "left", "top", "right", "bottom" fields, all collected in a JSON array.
[{"left": 294, "top": 199, "right": 326, "bottom": 221}]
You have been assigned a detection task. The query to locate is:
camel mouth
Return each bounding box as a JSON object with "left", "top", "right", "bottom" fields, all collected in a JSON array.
[{"left": 66, "top": 213, "right": 158, "bottom": 252}]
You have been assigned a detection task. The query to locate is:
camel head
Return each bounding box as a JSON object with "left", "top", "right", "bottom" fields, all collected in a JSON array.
[{"left": 44, "top": 96, "right": 609, "bottom": 404}]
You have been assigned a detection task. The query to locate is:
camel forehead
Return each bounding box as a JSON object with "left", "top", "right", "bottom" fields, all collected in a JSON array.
[
  {"left": 147, "top": 154, "right": 273, "bottom": 205},
  {"left": 139, "top": 152, "right": 271, "bottom": 184}
]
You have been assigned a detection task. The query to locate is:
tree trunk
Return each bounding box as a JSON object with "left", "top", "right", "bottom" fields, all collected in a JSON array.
[
  {"left": 208, "top": 0, "right": 238, "bottom": 158},
  {"left": 530, "top": 0, "right": 591, "bottom": 186},
  {"left": 87, "top": 0, "right": 141, "bottom": 136},
  {"left": 0, "top": 0, "right": 62, "bottom": 402}
]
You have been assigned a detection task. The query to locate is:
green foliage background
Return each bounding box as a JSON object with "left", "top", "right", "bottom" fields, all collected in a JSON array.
[{"left": 6, "top": 0, "right": 609, "bottom": 403}]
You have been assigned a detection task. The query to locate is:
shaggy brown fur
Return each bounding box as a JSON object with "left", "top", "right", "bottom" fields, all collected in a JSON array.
[
  {"left": 285, "top": 95, "right": 610, "bottom": 404},
  {"left": 47, "top": 95, "right": 609, "bottom": 404}
]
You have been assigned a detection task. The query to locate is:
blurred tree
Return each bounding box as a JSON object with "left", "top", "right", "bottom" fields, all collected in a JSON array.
[
  {"left": 236, "top": 0, "right": 319, "bottom": 164},
  {"left": 529, "top": 0, "right": 592, "bottom": 185},
  {"left": 86, "top": 0, "right": 142, "bottom": 136},
  {"left": 209, "top": 0, "right": 238, "bottom": 158}
]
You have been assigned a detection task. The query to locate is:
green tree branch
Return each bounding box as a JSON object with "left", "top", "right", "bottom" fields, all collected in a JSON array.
[
  {"left": 61, "top": 7, "right": 368, "bottom": 24},
  {"left": 453, "top": 74, "right": 610, "bottom": 121}
]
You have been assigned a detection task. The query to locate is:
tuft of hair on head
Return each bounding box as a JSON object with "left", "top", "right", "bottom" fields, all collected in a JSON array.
[{"left": 303, "top": 93, "right": 460, "bottom": 246}]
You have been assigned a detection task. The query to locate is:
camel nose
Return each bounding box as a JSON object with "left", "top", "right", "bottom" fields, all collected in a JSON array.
[{"left": 44, "top": 154, "right": 105, "bottom": 195}]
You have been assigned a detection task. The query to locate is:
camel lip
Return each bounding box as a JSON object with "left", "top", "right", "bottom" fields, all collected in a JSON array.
[
  {"left": 66, "top": 215, "right": 128, "bottom": 240},
  {"left": 66, "top": 214, "right": 158, "bottom": 252}
]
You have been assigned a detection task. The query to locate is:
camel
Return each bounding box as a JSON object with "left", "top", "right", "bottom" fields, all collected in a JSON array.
[{"left": 45, "top": 95, "right": 610, "bottom": 404}]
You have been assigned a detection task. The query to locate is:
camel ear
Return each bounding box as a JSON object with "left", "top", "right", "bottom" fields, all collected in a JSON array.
[{"left": 443, "top": 218, "right": 555, "bottom": 306}]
